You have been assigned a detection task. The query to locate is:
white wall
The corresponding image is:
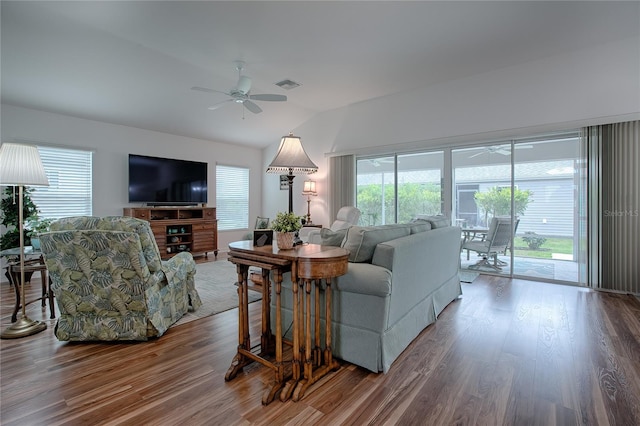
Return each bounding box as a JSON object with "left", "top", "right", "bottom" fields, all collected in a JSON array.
[
  {"left": 1, "top": 104, "right": 264, "bottom": 253},
  {"left": 263, "top": 37, "right": 640, "bottom": 227}
]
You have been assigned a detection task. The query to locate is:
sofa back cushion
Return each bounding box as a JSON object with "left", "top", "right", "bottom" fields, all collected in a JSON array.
[
  {"left": 407, "top": 222, "right": 432, "bottom": 234},
  {"left": 342, "top": 225, "right": 411, "bottom": 263},
  {"left": 50, "top": 216, "right": 163, "bottom": 273},
  {"left": 414, "top": 215, "right": 450, "bottom": 229}
]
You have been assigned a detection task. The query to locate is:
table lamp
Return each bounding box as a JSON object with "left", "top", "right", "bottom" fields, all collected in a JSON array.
[
  {"left": 302, "top": 180, "right": 318, "bottom": 224},
  {"left": 0, "top": 143, "right": 50, "bottom": 339},
  {"left": 266, "top": 133, "right": 318, "bottom": 213}
]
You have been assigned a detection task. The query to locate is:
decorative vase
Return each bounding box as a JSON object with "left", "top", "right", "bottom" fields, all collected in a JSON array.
[
  {"left": 30, "top": 237, "right": 41, "bottom": 250},
  {"left": 276, "top": 231, "right": 295, "bottom": 249}
]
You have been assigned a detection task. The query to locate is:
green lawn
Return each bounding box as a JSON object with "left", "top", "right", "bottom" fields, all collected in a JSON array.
[{"left": 513, "top": 236, "right": 573, "bottom": 259}]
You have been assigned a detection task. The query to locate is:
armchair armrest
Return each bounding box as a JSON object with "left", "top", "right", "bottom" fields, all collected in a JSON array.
[{"left": 307, "top": 229, "right": 322, "bottom": 244}]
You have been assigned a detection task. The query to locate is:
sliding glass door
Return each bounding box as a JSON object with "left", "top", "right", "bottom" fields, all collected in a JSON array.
[
  {"left": 512, "top": 136, "right": 580, "bottom": 282},
  {"left": 453, "top": 145, "right": 513, "bottom": 276},
  {"left": 355, "top": 132, "right": 582, "bottom": 284},
  {"left": 453, "top": 136, "right": 580, "bottom": 282},
  {"left": 356, "top": 152, "right": 444, "bottom": 225}
]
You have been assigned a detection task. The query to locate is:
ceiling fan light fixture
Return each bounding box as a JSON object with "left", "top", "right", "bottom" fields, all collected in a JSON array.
[{"left": 275, "top": 79, "right": 301, "bottom": 90}]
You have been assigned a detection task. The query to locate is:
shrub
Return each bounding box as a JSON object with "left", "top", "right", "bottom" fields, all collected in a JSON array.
[{"left": 522, "top": 232, "right": 547, "bottom": 250}]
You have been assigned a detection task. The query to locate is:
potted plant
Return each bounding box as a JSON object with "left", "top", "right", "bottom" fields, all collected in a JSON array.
[
  {"left": 0, "top": 186, "right": 40, "bottom": 250},
  {"left": 270, "top": 212, "right": 303, "bottom": 249},
  {"left": 24, "top": 217, "right": 55, "bottom": 250}
]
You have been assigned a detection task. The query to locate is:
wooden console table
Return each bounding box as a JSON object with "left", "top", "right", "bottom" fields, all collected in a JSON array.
[{"left": 226, "top": 241, "right": 349, "bottom": 405}]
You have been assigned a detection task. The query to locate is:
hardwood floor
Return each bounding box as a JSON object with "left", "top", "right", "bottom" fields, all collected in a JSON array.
[{"left": 1, "top": 258, "right": 639, "bottom": 425}]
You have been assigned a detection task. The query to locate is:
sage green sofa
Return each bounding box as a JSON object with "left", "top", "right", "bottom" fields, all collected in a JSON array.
[
  {"left": 272, "top": 219, "right": 462, "bottom": 373},
  {"left": 40, "top": 216, "right": 201, "bottom": 341}
]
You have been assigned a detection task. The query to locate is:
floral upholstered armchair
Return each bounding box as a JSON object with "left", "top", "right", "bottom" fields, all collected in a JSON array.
[{"left": 40, "top": 216, "right": 202, "bottom": 341}]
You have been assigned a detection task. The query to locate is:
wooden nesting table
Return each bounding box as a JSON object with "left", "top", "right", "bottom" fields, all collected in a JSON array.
[{"left": 226, "top": 241, "right": 349, "bottom": 405}]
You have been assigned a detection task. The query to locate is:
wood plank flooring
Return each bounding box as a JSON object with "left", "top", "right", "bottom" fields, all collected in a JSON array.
[{"left": 1, "top": 257, "right": 639, "bottom": 425}]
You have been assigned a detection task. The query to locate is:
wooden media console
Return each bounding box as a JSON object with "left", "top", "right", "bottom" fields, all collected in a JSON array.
[{"left": 123, "top": 207, "right": 218, "bottom": 259}]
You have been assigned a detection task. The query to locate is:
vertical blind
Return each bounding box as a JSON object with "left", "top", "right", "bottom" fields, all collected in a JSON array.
[
  {"left": 216, "top": 165, "right": 249, "bottom": 230},
  {"left": 31, "top": 145, "right": 93, "bottom": 219},
  {"left": 599, "top": 121, "right": 639, "bottom": 293}
]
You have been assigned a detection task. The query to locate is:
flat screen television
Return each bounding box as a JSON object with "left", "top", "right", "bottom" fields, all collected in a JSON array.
[{"left": 128, "top": 154, "right": 208, "bottom": 205}]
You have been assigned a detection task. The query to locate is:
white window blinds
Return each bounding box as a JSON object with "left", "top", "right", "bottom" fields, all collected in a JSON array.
[
  {"left": 216, "top": 165, "right": 249, "bottom": 230},
  {"left": 30, "top": 146, "right": 93, "bottom": 220}
]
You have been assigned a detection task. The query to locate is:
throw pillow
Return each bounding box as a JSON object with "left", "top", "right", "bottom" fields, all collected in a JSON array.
[
  {"left": 320, "top": 227, "right": 348, "bottom": 246},
  {"left": 342, "top": 225, "right": 410, "bottom": 263}
]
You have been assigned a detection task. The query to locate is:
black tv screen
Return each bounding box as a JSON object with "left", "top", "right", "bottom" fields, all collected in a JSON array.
[{"left": 128, "top": 154, "right": 208, "bottom": 205}]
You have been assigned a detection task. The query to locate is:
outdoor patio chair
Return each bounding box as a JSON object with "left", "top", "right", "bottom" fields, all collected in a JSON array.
[{"left": 462, "top": 217, "right": 514, "bottom": 270}]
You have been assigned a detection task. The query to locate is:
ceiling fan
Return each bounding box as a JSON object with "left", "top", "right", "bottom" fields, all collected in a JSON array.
[
  {"left": 469, "top": 144, "right": 533, "bottom": 158},
  {"left": 191, "top": 61, "right": 287, "bottom": 115}
]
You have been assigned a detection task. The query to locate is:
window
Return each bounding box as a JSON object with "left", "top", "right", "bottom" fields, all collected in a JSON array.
[
  {"left": 216, "top": 165, "right": 249, "bottom": 230},
  {"left": 31, "top": 146, "right": 93, "bottom": 219}
]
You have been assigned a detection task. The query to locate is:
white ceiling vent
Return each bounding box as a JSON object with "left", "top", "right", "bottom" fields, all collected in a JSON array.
[{"left": 275, "top": 79, "right": 301, "bottom": 90}]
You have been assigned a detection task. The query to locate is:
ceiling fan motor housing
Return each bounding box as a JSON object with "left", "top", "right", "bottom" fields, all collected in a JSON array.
[{"left": 235, "top": 76, "right": 252, "bottom": 95}]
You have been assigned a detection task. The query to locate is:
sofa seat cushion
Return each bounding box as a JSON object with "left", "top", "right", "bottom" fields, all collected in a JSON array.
[{"left": 342, "top": 224, "right": 411, "bottom": 263}]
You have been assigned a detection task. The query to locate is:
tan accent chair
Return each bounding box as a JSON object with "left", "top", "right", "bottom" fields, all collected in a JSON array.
[{"left": 307, "top": 206, "right": 361, "bottom": 244}]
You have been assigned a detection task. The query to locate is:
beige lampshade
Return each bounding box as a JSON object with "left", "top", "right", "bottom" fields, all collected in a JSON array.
[
  {"left": 266, "top": 133, "right": 318, "bottom": 174},
  {"left": 302, "top": 180, "right": 317, "bottom": 195},
  {"left": 0, "top": 143, "right": 49, "bottom": 186}
]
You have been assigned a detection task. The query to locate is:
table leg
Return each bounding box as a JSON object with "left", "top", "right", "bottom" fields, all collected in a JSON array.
[
  {"left": 292, "top": 277, "right": 341, "bottom": 402},
  {"left": 48, "top": 278, "right": 55, "bottom": 319},
  {"left": 313, "top": 279, "right": 322, "bottom": 367},
  {"left": 262, "top": 269, "right": 288, "bottom": 405},
  {"left": 280, "top": 275, "right": 302, "bottom": 402},
  {"left": 40, "top": 268, "right": 47, "bottom": 308},
  {"left": 324, "top": 278, "right": 338, "bottom": 369},
  {"left": 259, "top": 269, "right": 274, "bottom": 356},
  {"left": 303, "top": 279, "right": 313, "bottom": 380},
  {"left": 225, "top": 264, "right": 250, "bottom": 381}
]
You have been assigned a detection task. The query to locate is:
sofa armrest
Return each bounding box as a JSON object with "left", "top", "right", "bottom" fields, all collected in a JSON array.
[{"left": 336, "top": 263, "right": 392, "bottom": 297}]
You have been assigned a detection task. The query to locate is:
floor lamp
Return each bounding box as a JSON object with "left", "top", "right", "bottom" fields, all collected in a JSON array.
[
  {"left": 0, "top": 143, "right": 50, "bottom": 339},
  {"left": 266, "top": 133, "right": 318, "bottom": 213}
]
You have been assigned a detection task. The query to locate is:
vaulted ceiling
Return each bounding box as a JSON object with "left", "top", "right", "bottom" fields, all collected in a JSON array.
[{"left": 2, "top": 1, "right": 638, "bottom": 148}]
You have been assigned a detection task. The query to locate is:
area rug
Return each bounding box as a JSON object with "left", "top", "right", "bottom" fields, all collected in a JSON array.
[
  {"left": 459, "top": 270, "right": 480, "bottom": 283},
  {"left": 174, "top": 260, "right": 262, "bottom": 327}
]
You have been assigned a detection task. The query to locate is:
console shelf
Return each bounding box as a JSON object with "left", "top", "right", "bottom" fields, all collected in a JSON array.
[{"left": 123, "top": 207, "right": 218, "bottom": 260}]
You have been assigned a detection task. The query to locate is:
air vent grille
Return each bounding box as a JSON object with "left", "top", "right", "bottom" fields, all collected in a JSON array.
[{"left": 275, "top": 79, "right": 301, "bottom": 90}]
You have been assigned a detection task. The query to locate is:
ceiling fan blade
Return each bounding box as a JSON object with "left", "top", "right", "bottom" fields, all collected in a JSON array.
[
  {"left": 496, "top": 149, "right": 512, "bottom": 155},
  {"left": 243, "top": 100, "right": 263, "bottom": 114},
  {"left": 249, "top": 94, "right": 287, "bottom": 102},
  {"left": 191, "top": 86, "right": 229, "bottom": 95},
  {"left": 207, "top": 99, "right": 234, "bottom": 110},
  {"left": 469, "top": 151, "right": 485, "bottom": 158}
]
